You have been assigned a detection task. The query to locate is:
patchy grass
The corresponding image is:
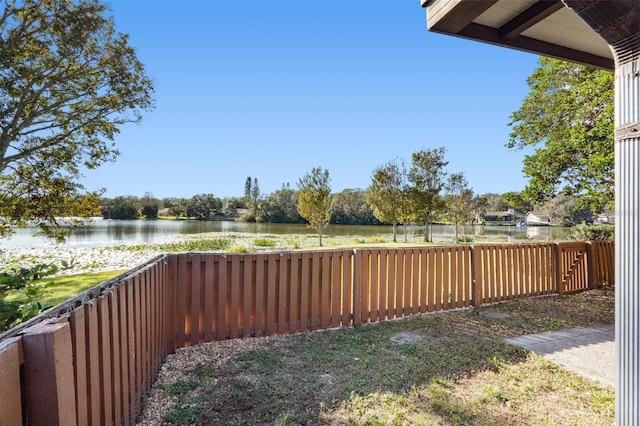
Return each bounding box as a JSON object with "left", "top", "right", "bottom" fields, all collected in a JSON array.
[{"left": 142, "top": 287, "right": 615, "bottom": 425}]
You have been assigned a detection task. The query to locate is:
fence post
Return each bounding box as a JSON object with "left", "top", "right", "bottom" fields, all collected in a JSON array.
[
  {"left": 470, "top": 246, "right": 481, "bottom": 308},
  {"left": 352, "top": 249, "right": 362, "bottom": 325},
  {"left": 0, "top": 337, "right": 23, "bottom": 426},
  {"left": 22, "top": 322, "right": 77, "bottom": 426},
  {"left": 585, "top": 242, "right": 596, "bottom": 289},
  {"left": 553, "top": 243, "right": 563, "bottom": 295}
]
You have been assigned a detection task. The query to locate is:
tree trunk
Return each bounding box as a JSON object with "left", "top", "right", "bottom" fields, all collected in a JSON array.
[
  {"left": 392, "top": 224, "right": 397, "bottom": 242},
  {"left": 318, "top": 225, "right": 323, "bottom": 247},
  {"left": 404, "top": 224, "right": 408, "bottom": 242},
  {"left": 454, "top": 222, "right": 459, "bottom": 243}
]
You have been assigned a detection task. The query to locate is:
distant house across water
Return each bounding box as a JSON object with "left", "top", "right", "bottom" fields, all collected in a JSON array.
[{"left": 526, "top": 211, "right": 551, "bottom": 226}]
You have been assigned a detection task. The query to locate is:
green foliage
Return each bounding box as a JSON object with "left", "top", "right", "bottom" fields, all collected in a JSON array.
[
  {"left": 0, "top": 263, "right": 60, "bottom": 332},
  {"left": 367, "top": 159, "right": 410, "bottom": 242},
  {"left": 186, "top": 193, "right": 222, "bottom": 220},
  {"left": 0, "top": 0, "right": 154, "bottom": 240},
  {"left": 570, "top": 223, "right": 614, "bottom": 242},
  {"left": 101, "top": 196, "right": 138, "bottom": 219},
  {"left": 227, "top": 245, "right": 250, "bottom": 253},
  {"left": 444, "top": 173, "right": 474, "bottom": 243},
  {"left": 253, "top": 238, "right": 276, "bottom": 247},
  {"left": 330, "top": 188, "right": 377, "bottom": 225},
  {"left": 260, "top": 184, "right": 305, "bottom": 224},
  {"left": 297, "top": 167, "right": 332, "bottom": 246},
  {"left": 408, "top": 147, "right": 449, "bottom": 242},
  {"left": 508, "top": 57, "right": 614, "bottom": 212}
]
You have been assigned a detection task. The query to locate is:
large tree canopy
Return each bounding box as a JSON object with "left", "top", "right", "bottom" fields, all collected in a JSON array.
[
  {"left": 0, "top": 0, "right": 154, "bottom": 239},
  {"left": 507, "top": 57, "right": 613, "bottom": 213}
]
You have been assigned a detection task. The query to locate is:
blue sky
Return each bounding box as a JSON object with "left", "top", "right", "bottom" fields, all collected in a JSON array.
[{"left": 84, "top": 0, "right": 540, "bottom": 200}]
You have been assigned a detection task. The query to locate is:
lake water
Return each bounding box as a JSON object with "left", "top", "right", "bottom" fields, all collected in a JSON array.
[{"left": 2, "top": 218, "right": 572, "bottom": 249}]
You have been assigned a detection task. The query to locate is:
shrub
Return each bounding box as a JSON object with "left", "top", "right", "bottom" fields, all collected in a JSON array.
[
  {"left": 253, "top": 238, "right": 276, "bottom": 247},
  {"left": 227, "top": 245, "right": 250, "bottom": 254},
  {"left": 0, "top": 263, "right": 59, "bottom": 332},
  {"left": 570, "top": 223, "right": 614, "bottom": 242}
]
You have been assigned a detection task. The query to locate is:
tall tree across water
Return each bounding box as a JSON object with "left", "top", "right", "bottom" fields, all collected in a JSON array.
[
  {"left": 408, "top": 147, "right": 448, "bottom": 242},
  {"left": 297, "top": 167, "right": 332, "bottom": 247},
  {"left": 507, "top": 57, "right": 613, "bottom": 214},
  {"left": 0, "top": 0, "right": 155, "bottom": 240},
  {"left": 366, "top": 158, "right": 409, "bottom": 243}
]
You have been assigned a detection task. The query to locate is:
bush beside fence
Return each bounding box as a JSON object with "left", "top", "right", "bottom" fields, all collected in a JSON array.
[{"left": 0, "top": 241, "right": 614, "bottom": 425}]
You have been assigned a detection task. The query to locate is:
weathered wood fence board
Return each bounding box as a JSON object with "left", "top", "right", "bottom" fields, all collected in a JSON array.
[{"left": 0, "top": 241, "right": 614, "bottom": 425}]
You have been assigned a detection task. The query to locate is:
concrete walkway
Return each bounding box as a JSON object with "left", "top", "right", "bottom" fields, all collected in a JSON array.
[{"left": 504, "top": 324, "right": 615, "bottom": 388}]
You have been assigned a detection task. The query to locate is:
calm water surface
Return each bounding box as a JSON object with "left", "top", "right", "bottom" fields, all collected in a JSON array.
[{"left": 4, "top": 218, "right": 572, "bottom": 249}]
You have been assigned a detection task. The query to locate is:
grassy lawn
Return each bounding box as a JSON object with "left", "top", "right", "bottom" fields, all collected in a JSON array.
[
  {"left": 41, "top": 270, "right": 126, "bottom": 307},
  {"left": 5, "top": 270, "right": 126, "bottom": 309},
  {"left": 141, "top": 286, "right": 615, "bottom": 425}
]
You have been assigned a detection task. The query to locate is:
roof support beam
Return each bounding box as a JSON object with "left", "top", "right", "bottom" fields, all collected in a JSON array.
[
  {"left": 460, "top": 22, "right": 614, "bottom": 69},
  {"left": 498, "top": 1, "right": 564, "bottom": 41}
]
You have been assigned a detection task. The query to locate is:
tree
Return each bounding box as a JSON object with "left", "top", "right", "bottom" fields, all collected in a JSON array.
[
  {"left": 100, "top": 196, "right": 138, "bottom": 219},
  {"left": 408, "top": 147, "right": 448, "bottom": 242},
  {"left": 260, "top": 183, "right": 304, "bottom": 224},
  {"left": 0, "top": 0, "right": 154, "bottom": 240},
  {"left": 444, "top": 173, "right": 474, "bottom": 243},
  {"left": 297, "top": 167, "right": 332, "bottom": 246},
  {"left": 250, "top": 177, "right": 260, "bottom": 221},
  {"left": 366, "top": 159, "right": 407, "bottom": 242},
  {"left": 186, "top": 194, "right": 222, "bottom": 220},
  {"left": 507, "top": 57, "right": 613, "bottom": 213},
  {"left": 541, "top": 194, "right": 592, "bottom": 226},
  {"left": 330, "top": 188, "right": 377, "bottom": 225},
  {"left": 140, "top": 192, "right": 159, "bottom": 219}
]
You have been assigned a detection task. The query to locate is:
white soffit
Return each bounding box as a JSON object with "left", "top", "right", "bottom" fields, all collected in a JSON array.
[{"left": 475, "top": 1, "right": 612, "bottom": 60}]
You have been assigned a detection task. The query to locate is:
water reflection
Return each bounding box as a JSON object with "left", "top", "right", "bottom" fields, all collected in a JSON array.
[{"left": 4, "top": 218, "right": 572, "bottom": 249}]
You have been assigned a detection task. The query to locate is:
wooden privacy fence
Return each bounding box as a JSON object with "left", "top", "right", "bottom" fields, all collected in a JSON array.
[{"left": 0, "top": 241, "right": 614, "bottom": 425}]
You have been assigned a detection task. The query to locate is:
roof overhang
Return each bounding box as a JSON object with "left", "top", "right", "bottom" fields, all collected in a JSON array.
[{"left": 421, "top": 0, "right": 614, "bottom": 70}]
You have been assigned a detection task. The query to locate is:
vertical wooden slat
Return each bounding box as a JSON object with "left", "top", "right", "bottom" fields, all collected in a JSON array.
[
  {"left": 290, "top": 254, "right": 301, "bottom": 333},
  {"left": 217, "top": 255, "right": 228, "bottom": 340},
  {"left": 427, "top": 248, "right": 436, "bottom": 311},
  {"left": 242, "top": 255, "right": 254, "bottom": 337},
  {"left": 452, "top": 247, "right": 460, "bottom": 308},
  {"left": 175, "top": 254, "right": 188, "bottom": 348},
  {"left": 395, "top": 250, "right": 404, "bottom": 317},
  {"left": 310, "top": 252, "right": 321, "bottom": 329},
  {"left": 266, "top": 254, "right": 278, "bottom": 335},
  {"left": 98, "top": 296, "right": 113, "bottom": 426},
  {"left": 412, "top": 249, "right": 421, "bottom": 314},
  {"left": 109, "top": 292, "right": 122, "bottom": 425},
  {"left": 255, "top": 254, "right": 266, "bottom": 335},
  {"left": 70, "top": 306, "right": 88, "bottom": 426},
  {"left": 331, "top": 252, "right": 342, "bottom": 327},
  {"left": 0, "top": 338, "right": 23, "bottom": 426},
  {"left": 342, "top": 251, "right": 353, "bottom": 327},
  {"left": 369, "top": 250, "right": 379, "bottom": 323},
  {"left": 85, "top": 301, "right": 101, "bottom": 425},
  {"left": 117, "top": 285, "right": 131, "bottom": 426},
  {"left": 230, "top": 255, "right": 241, "bottom": 338},
  {"left": 378, "top": 250, "right": 388, "bottom": 320},
  {"left": 279, "top": 253, "right": 290, "bottom": 333},
  {"left": 432, "top": 248, "right": 440, "bottom": 311},
  {"left": 166, "top": 254, "right": 177, "bottom": 354},
  {"left": 386, "top": 250, "right": 396, "bottom": 318},
  {"left": 321, "top": 253, "right": 331, "bottom": 329},
  {"left": 404, "top": 249, "right": 413, "bottom": 315},
  {"left": 420, "top": 248, "right": 428, "bottom": 313},
  {"left": 203, "top": 255, "right": 215, "bottom": 342},
  {"left": 126, "top": 278, "right": 136, "bottom": 423},
  {"left": 352, "top": 250, "right": 363, "bottom": 325},
  {"left": 189, "top": 255, "right": 201, "bottom": 345}
]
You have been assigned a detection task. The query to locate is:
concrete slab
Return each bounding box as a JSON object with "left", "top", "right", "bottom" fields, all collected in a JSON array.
[{"left": 505, "top": 325, "right": 614, "bottom": 388}]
